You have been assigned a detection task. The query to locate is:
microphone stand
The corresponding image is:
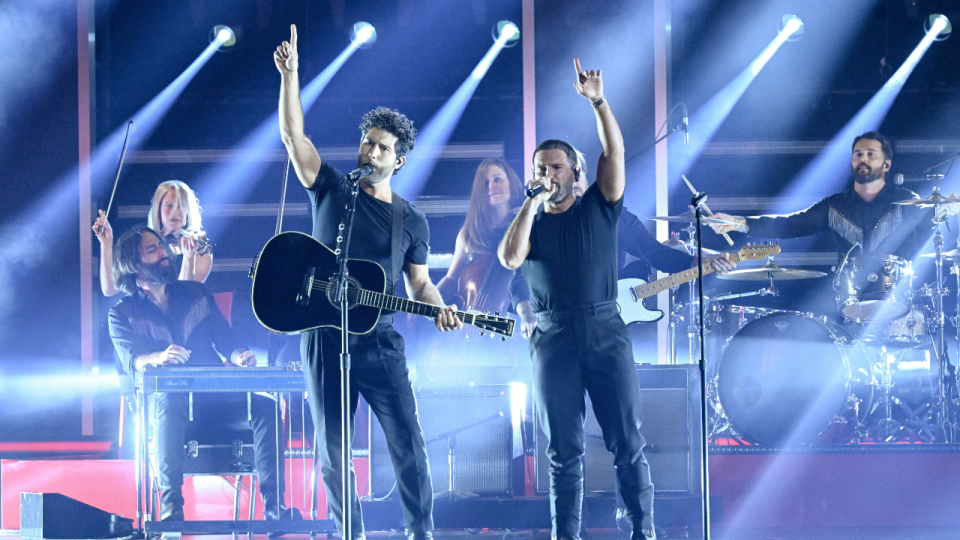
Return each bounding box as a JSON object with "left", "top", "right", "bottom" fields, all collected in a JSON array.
[
  {"left": 334, "top": 180, "right": 362, "bottom": 540},
  {"left": 428, "top": 412, "right": 503, "bottom": 499},
  {"left": 691, "top": 192, "right": 711, "bottom": 540}
]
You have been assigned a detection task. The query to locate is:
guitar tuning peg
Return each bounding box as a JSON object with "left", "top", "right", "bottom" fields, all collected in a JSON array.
[
  {"left": 501, "top": 336, "right": 506, "bottom": 341},
  {"left": 480, "top": 331, "right": 485, "bottom": 336},
  {"left": 494, "top": 311, "right": 499, "bottom": 316},
  {"left": 486, "top": 310, "right": 490, "bottom": 315}
]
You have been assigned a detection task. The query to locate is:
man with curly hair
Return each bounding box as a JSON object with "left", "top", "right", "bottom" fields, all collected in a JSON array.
[{"left": 275, "top": 24, "right": 461, "bottom": 540}]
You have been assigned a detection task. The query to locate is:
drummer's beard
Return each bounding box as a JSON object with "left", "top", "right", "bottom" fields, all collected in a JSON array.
[{"left": 853, "top": 163, "right": 884, "bottom": 184}]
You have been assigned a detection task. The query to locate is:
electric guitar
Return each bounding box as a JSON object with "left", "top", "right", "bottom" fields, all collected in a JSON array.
[
  {"left": 250, "top": 231, "right": 516, "bottom": 337},
  {"left": 616, "top": 243, "right": 781, "bottom": 324}
]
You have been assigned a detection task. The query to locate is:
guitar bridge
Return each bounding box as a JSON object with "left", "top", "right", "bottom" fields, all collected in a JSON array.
[{"left": 296, "top": 266, "right": 316, "bottom": 306}]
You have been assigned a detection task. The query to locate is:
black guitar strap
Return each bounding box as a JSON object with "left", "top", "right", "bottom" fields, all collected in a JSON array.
[{"left": 390, "top": 192, "right": 404, "bottom": 296}]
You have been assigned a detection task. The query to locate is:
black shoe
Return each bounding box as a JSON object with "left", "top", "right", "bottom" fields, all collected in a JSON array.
[
  {"left": 406, "top": 531, "right": 433, "bottom": 540},
  {"left": 160, "top": 502, "right": 184, "bottom": 522},
  {"left": 264, "top": 505, "right": 302, "bottom": 538}
]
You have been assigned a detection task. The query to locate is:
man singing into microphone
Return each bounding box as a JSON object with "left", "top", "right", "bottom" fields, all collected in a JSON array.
[
  {"left": 499, "top": 59, "right": 656, "bottom": 540},
  {"left": 275, "top": 24, "right": 461, "bottom": 540}
]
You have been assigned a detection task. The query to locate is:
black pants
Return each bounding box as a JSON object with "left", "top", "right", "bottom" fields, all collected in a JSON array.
[
  {"left": 530, "top": 302, "right": 654, "bottom": 540},
  {"left": 302, "top": 325, "right": 433, "bottom": 538},
  {"left": 150, "top": 392, "right": 285, "bottom": 508}
]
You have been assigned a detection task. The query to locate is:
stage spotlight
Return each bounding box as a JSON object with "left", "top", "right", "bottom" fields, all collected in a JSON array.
[
  {"left": 209, "top": 25, "right": 236, "bottom": 50},
  {"left": 778, "top": 14, "right": 804, "bottom": 41},
  {"left": 351, "top": 22, "right": 377, "bottom": 48},
  {"left": 492, "top": 20, "right": 520, "bottom": 48},
  {"left": 924, "top": 14, "right": 951, "bottom": 41}
]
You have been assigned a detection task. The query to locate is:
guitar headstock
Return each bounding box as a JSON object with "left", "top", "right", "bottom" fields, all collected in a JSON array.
[
  {"left": 470, "top": 312, "right": 516, "bottom": 338},
  {"left": 736, "top": 242, "right": 781, "bottom": 262}
]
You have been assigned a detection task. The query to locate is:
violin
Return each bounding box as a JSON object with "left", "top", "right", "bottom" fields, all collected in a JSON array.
[{"left": 165, "top": 228, "right": 214, "bottom": 256}]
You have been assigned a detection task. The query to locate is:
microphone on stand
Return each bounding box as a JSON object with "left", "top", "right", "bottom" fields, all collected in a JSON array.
[
  {"left": 682, "top": 104, "right": 689, "bottom": 146},
  {"left": 346, "top": 163, "right": 375, "bottom": 182},
  {"left": 894, "top": 173, "right": 945, "bottom": 185}
]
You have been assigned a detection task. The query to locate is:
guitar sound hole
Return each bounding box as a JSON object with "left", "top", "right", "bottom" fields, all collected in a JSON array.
[{"left": 324, "top": 276, "right": 363, "bottom": 310}]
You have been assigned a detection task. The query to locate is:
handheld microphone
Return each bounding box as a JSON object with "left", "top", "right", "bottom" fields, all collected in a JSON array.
[
  {"left": 346, "top": 163, "right": 375, "bottom": 182},
  {"left": 682, "top": 104, "right": 689, "bottom": 146},
  {"left": 894, "top": 173, "right": 945, "bottom": 185},
  {"left": 526, "top": 184, "right": 546, "bottom": 198}
]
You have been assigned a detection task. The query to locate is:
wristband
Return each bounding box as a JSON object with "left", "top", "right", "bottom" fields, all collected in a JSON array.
[{"left": 591, "top": 97, "right": 606, "bottom": 108}]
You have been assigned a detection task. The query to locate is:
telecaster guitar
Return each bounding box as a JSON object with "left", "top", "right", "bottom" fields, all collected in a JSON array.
[
  {"left": 250, "top": 231, "right": 516, "bottom": 337},
  {"left": 616, "top": 243, "right": 781, "bottom": 325}
]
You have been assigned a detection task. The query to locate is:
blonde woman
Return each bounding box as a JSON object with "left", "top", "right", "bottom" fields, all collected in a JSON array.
[{"left": 93, "top": 180, "right": 212, "bottom": 296}]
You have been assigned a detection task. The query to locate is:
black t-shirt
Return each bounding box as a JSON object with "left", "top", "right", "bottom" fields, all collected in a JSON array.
[
  {"left": 520, "top": 181, "right": 623, "bottom": 312},
  {"left": 306, "top": 161, "right": 431, "bottom": 291}
]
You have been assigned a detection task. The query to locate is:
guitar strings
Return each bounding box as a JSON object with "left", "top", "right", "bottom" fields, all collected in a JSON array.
[{"left": 304, "top": 279, "right": 513, "bottom": 331}]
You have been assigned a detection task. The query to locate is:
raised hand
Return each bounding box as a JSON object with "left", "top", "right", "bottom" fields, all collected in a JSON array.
[
  {"left": 274, "top": 24, "right": 299, "bottom": 74},
  {"left": 92, "top": 209, "right": 113, "bottom": 245},
  {"left": 573, "top": 58, "right": 603, "bottom": 102}
]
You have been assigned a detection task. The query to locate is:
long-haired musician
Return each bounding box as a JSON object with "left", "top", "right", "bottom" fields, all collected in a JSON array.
[{"left": 93, "top": 180, "right": 212, "bottom": 296}]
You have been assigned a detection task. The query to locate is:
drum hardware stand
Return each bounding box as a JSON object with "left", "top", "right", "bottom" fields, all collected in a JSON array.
[
  {"left": 682, "top": 220, "right": 705, "bottom": 365},
  {"left": 927, "top": 190, "right": 957, "bottom": 442}
]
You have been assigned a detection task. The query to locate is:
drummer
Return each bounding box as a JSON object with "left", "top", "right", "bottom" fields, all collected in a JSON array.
[{"left": 708, "top": 131, "right": 957, "bottom": 260}]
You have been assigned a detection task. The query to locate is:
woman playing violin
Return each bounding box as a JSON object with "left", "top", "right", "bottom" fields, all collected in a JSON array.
[{"left": 93, "top": 180, "right": 213, "bottom": 296}]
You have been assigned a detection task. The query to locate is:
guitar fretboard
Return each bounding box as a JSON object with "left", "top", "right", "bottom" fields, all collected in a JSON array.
[
  {"left": 357, "top": 288, "right": 477, "bottom": 326},
  {"left": 633, "top": 253, "right": 744, "bottom": 300}
]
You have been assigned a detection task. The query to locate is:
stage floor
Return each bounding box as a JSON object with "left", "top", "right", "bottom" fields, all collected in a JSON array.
[{"left": 4, "top": 528, "right": 960, "bottom": 540}]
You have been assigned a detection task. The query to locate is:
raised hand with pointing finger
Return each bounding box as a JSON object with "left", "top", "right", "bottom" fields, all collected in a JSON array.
[{"left": 274, "top": 24, "right": 299, "bottom": 74}]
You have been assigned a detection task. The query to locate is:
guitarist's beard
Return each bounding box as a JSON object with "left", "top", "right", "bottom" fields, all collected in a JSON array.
[{"left": 139, "top": 260, "right": 178, "bottom": 285}]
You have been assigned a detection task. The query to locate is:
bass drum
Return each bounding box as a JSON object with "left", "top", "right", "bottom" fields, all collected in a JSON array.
[{"left": 718, "top": 312, "right": 875, "bottom": 446}]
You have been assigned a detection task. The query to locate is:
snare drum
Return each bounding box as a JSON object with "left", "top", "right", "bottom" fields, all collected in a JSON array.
[
  {"left": 718, "top": 311, "right": 875, "bottom": 446},
  {"left": 835, "top": 255, "right": 912, "bottom": 322}
]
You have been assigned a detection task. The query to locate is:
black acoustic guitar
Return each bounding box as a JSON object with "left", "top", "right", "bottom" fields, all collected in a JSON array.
[{"left": 250, "top": 231, "right": 516, "bottom": 337}]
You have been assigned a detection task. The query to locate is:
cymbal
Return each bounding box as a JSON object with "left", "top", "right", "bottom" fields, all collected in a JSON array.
[
  {"left": 893, "top": 193, "right": 960, "bottom": 208},
  {"left": 919, "top": 248, "right": 960, "bottom": 259},
  {"left": 650, "top": 210, "right": 740, "bottom": 226},
  {"left": 716, "top": 262, "right": 827, "bottom": 281},
  {"left": 660, "top": 236, "right": 721, "bottom": 256}
]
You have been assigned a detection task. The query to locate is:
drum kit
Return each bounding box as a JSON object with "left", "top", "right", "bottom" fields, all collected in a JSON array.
[{"left": 651, "top": 190, "right": 960, "bottom": 446}]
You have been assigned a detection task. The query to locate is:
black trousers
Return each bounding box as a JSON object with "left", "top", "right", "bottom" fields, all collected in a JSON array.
[
  {"left": 302, "top": 324, "right": 433, "bottom": 538},
  {"left": 150, "top": 392, "right": 285, "bottom": 508},
  {"left": 530, "top": 302, "right": 654, "bottom": 540}
]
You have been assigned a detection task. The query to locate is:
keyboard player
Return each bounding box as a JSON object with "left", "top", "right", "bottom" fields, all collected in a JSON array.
[{"left": 107, "top": 225, "right": 297, "bottom": 526}]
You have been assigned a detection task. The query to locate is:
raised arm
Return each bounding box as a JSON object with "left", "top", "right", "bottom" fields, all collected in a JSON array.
[
  {"left": 275, "top": 24, "right": 322, "bottom": 189},
  {"left": 93, "top": 209, "right": 120, "bottom": 297},
  {"left": 574, "top": 58, "right": 624, "bottom": 203},
  {"left": 498, "top": 194, "right": 545, "bottom": 270}
]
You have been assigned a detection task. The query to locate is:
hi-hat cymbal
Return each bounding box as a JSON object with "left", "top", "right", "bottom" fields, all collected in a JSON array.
[
  {"left": 650, "top": 210, "right": 739, "bottom": 226},
  {"left": 659, "top": 236, "right": 720, "bottom": 256},
  {"left": 716, "top": 262, "right": 827, "bottom": 281},
  {"left": 894, "top": 193, "right": 960, "bottom": 208}
]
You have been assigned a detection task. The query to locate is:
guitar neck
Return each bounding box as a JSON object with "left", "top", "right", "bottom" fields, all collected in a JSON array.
[
  {"left": 633, "top": 253, "right": 742, "bottom": 300},
  {"left": 358, "top": 289, "right": 477, "bottom": 326}
]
